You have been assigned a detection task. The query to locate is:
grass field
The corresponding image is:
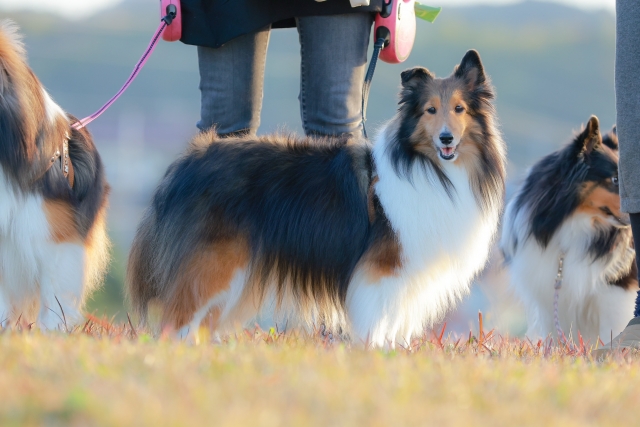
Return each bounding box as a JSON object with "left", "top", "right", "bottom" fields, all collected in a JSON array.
[{"left": 1, "top": 315, "right": 638, "bottom": 427}]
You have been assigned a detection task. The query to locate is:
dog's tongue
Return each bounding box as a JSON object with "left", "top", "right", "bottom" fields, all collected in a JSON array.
[{"left": 441, "top": 147, "right": 455, "bottom": 156}]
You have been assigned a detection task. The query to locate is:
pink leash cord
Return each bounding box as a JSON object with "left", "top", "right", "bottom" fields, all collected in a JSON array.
[{"left": 71, "top": 20, "right": 168, "bottom": 130}]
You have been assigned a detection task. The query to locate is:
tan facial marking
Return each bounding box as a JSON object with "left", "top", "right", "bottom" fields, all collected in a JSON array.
[
  {"left": 412, "top": 83, "right": 471, "bottom": 162},
  {"left": 455, "top": 118, "right": 484, "bottom": 168},
  {"left": 577, "top": 183, "right": 622, "bottom": 222}
]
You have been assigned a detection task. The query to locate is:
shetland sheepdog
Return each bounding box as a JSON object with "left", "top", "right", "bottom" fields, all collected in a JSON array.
[
  {"left": 0, "top": 21, "right": 110, "bottom": 329},
  {"left": 501, "top": 116, "right": 638, "bottom": 343},
  {"left": 127, "top": 49, "right": 506, "bottom": 347}
]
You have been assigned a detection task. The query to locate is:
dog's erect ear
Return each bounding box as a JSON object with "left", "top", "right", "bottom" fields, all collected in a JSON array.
[
  {"left": 400, "top": 67, "right": 434, "bottom": 88},
  {"left": 454, "top": 49, "right": 486, "bottom": 89},
  {"left": 602, "top": 124, "right": 618, "bottom": 151},
  {"left": 575, "top": 115, "right": 602, "bottom": 156}
]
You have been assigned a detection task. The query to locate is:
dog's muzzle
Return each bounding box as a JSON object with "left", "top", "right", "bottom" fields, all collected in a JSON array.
[{"left": 437, "top": 132, "right": 458, "bottom": 160}]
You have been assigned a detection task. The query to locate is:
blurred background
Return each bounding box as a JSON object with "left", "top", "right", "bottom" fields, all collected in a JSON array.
[{"left": 1, "top": 0, "right": 615, "bottom": 335}]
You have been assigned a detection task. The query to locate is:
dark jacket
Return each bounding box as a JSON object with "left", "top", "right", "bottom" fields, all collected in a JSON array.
[{"left": 180, "top": 0, "right": 383, "bottom": 48}]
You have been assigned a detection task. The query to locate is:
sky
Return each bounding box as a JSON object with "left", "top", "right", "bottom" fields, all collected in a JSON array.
[{"left": 0, "top": 0, "right": 615, "bottom": 20}]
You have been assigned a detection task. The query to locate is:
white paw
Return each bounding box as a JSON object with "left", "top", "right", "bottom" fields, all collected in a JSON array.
[{"left": 38, "top": 301, "right": 82, "bottom": 331}]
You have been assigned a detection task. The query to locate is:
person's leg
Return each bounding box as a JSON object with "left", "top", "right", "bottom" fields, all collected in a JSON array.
[
  {"left": 296, "top": 13, "right": 374, "bottom": 138},
  {"left": 616, "top": 0, "right": 640, "bottom": 318},
  {"left": 593, "top": 0, "right": 640, "bottom": 356},
  {"left": 197, "top": 26, "right": 271, "bottom": 136},
  {"left": 632, "top": 215, "right": 640, "bottom": 317}
]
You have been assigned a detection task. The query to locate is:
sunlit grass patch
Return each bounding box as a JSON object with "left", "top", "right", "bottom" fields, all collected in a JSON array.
[{"left": 0, "top": 314, "right": 638, "bottom": 426}]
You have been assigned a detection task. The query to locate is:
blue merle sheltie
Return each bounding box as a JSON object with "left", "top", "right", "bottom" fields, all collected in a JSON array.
[
  {"left": 0, "top": 21, "right": 110, "bottom": 329},
  {"left": 127, "top": 50, "right": 506, "bottom": 347},
  {"left": 501, "top": 116, "right": 638, "bottom": 343}
]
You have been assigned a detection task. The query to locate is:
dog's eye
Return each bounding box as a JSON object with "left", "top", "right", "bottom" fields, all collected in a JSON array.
[
  {"left": 612, "top": 176, "right": 619, "bottom": 186},
  {"left": 455, "top": 105, "right": 465, "bottom": 113},
  {"left": 427, "top": 107, "right": 437, "bottom": 115}
]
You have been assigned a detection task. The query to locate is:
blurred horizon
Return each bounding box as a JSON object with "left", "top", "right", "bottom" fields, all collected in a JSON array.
[
  {"left": 1, "top": 0, "right": 615, "bottom": 19},
  {"left": 0, "top": 0, "right": 616, "bottom": 335}
]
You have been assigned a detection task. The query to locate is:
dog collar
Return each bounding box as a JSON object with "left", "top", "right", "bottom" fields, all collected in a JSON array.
[{"left": 49, "top": 132, "right": 74, "bottom": 188}]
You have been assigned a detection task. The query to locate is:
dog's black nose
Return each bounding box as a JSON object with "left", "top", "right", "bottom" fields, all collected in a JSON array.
[{"left": 439, "top": 133, "right": 454, "bottom": 145}]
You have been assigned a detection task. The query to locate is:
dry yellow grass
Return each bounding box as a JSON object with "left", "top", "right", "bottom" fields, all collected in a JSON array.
[{"left": 1, "top": 317, "right": 638, "bottom": 427}]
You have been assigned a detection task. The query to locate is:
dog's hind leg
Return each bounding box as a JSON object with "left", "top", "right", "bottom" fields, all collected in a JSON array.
[
  {"left": 162, "top": 239, "right": 250, "bottom": 341},
  {"left": 173, "top": 274, "right": 249, "bottom": 343}
]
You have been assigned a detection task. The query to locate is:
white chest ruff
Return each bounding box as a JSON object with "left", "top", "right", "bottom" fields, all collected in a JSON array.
[
  {"left": 346, "top": 136, "right": 499, "bottom": 346},
  {"left": 0, "top": 168, "right": 49, "bottom": 303},
  {"left": 503, "top": 210, "right": 636, "bottom": 342}
]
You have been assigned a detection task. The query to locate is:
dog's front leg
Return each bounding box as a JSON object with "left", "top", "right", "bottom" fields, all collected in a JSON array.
[
  {"left": 0, "top": 278, "right": 11, "bottom": 329},
  {"left": 38, "top": 242, "right": 86, "bottom": 331}
]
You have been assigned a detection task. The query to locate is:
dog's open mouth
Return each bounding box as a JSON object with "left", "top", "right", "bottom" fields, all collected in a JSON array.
[{"left": 438, "top": 146, "right": 458, "bottom": 160}]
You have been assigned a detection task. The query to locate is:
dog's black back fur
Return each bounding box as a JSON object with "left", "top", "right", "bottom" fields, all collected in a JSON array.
[{"left": 133, "top": 133, "right": 382, "bottom": 315}]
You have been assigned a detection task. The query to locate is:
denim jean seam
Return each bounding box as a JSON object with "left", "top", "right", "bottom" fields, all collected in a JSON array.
[
  {"left": 297, "top": 17, "right": 308, "bottom": 132},
  {"left": 253, "top": 27, "right": 270, "bottom": 134}
]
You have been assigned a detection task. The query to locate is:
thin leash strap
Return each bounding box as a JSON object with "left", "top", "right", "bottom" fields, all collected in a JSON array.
[
  {"left": 553, "top": 256, "right": 566, "bottom": 342},
  {"left": 361, "top": 37, "right": 386, "bottom": 139},
  {"left": 71, "top": 20, "right": 169, "bottom": 130}
]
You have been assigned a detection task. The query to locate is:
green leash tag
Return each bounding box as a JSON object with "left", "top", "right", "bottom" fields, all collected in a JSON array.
[{"left": 415, "top": 3, "right": 442, "bottom": 23}]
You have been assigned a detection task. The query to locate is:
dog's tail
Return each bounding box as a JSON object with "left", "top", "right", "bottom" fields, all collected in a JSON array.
[
  {"left": 126, "top": 156, "right": 207, "bottom": 326},
  {"left": 126, "top": 207, "right": 160, "bottom": 325}
]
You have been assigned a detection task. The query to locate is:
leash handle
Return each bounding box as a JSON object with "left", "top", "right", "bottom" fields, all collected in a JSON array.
[
  {"left": 161, "top": 0, "right": 182, "bottom": 42},
  {"left": 72, "top": 19, "right": 168, "bottom": 130},
  {"left": 162, "top": 4, "right": 177, "bottom": 25},
  {"left": 361, "top": 37, "right": 387, "bottom": 139}
]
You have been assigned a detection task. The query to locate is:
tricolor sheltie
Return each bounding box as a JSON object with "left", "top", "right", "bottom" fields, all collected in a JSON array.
[
  {"left": 0, "top": 21, "right": 110, "bottom": 329},
  {"left": 501, "top": 116, "right": 638, "bottom": 343},
  {"left": 127, "top": 50, "right": 506, "bottom": 347}
]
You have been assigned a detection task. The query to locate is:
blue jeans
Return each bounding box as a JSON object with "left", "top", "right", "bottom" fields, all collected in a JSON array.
[
  {"left": 197, "top": 13, "right": 374, "bottom": 138},
  {"left": 616, "top": 0, "right": 640, "bottom": 318}
]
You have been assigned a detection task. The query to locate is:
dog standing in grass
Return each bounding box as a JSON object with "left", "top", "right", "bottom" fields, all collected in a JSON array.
[
  {"left": 127, "top": 50, "right": 506, "bottom": 347},
  {"left": 0, "top": 21, "right": 110, "bottom": 329},
  {"left": 501, "top": 116, "right": 638, "bottom": 343}
]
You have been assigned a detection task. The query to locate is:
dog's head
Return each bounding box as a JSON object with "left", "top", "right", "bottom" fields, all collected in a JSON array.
[
  {"left": 523, "top": 115, "right": 626, "bottom": 249},
  {"left": 397, "top": 50, "right": 496, "bottom": 164},
  {"left": 390, "top": 50, "right": 505, "bottom": 212},
  {"left": 0, "top": 20, "right": 70, "bottom": 187},
  {"left": 572, "top": 116, "right": 627, "bottom": 228}
]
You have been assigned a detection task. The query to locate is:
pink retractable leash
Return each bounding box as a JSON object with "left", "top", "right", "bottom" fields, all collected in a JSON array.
[
  {"left": 71, "top": 2, "right": 181, "bottom": 130},
  {"left": 362, "top": 0, "right": 440, "bottom": 137},
  {"left": 73, "top": 0, "right": 437, "bottom": 136}
]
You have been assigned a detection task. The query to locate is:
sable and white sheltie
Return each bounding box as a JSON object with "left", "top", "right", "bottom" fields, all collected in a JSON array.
[
  {"left": 501, "top": 116, "right": 638, "bottom": 343},
  {"left": 0, "top": 21, "right": 110, "bottom": 329},
  {"left": 127, "top": 50, "right": 506, "bottom": 347}
]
